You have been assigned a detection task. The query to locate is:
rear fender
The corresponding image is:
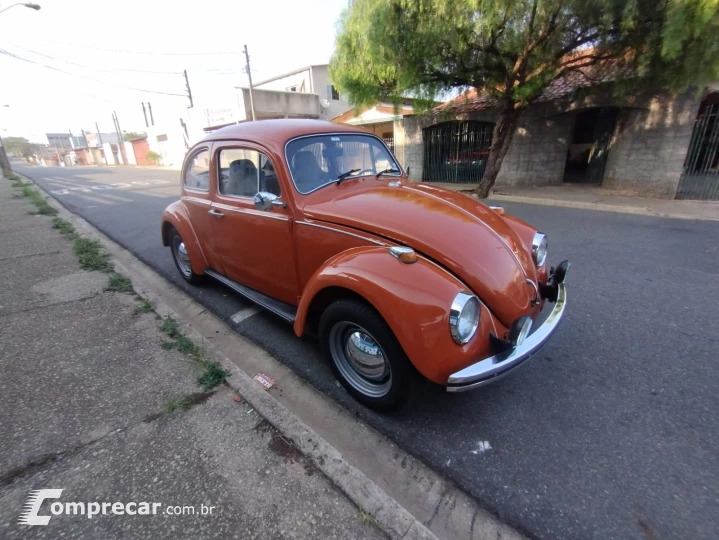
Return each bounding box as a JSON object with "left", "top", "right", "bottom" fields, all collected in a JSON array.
[
  {"left": 294, "top": 246, "right": 505, "bottom": 384},
  {"left": 161, "top": 201, "right": 208, "bottom": 273}
]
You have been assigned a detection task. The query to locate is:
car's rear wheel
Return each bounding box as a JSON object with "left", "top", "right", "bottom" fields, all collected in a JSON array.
[
  {"left": 169, "top": 227, "right": 204, "bottom": 285},
  {"left": 319, "top": 299, "right": 414, "bottom": 411}
]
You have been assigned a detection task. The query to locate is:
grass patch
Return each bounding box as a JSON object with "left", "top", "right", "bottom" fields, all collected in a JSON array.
[
  {"left": 20, "top": 185, "right": 57, "bottom": 216},
  {"left": 358, "top": 509, "right": 380, "bottom": 528},
  {"left": 160, "top": 391, "right": 216, "bottom": 415},
  {"left": 52, "top": 217, "right": 78, "bottom": 239},
  {"left": 198, "top": 362, "right": 231, "bottom": 391},
  {"left": 132, "top": 298, "right": 154, "bottom": 315},
  {"left": 7, "top": 173, "right": 21, "bottom": 181},
  {"left": 72, "top": 238, "right": 112, "bottom": 272},
  {"left": 159, "top": 315, "right": 229, "bottom": 390},
  {"left": 106, "top": 272, "right": 133, "bottom": 293}
]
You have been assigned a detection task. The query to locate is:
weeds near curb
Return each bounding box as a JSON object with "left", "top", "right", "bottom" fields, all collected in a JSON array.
[
  {"left": 52, "top": 217, "right": 78, "bottom": 239},
  {"left": 106, "top": 273, "right": 134, "bottom": 293},
  {"left": 20, "top": 186, "right": 57, "bottom": 216},
  {"left": 73, "top": 238, "right": 112, "bottom": 272},
  {"left": 132, "top": 298, "right": 154, "bottom": 315},
  {"left": 159, "top": 314, "right": 230, "bottom": 390},
  {"left": 358, "top": 509, "right": 380, "bottom": 528}
]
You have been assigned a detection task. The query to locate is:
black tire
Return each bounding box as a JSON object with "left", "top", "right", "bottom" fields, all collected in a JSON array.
[
  {"left": 319, "top": 299, "right": 414, "bottom": 411},
  {"left": 169, "top": 227, "right": 205, "bottom": 285}
]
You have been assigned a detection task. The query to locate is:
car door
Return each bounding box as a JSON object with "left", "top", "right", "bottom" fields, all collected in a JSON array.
[
  {"left": 180, "top": 145, "right": 226, "bottom": 274},
  {"left": 209, "top": 142, "right": 299, "bottom": 305}
]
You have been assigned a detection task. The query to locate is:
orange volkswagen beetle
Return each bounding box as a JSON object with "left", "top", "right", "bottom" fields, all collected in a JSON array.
[{"left": 161, "top": 120, "right": 569, "bottom": 411}]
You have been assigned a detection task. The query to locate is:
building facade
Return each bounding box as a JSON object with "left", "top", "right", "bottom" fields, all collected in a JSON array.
[{"left": 395, "top": 82, "right": 718, "bottom": 200}]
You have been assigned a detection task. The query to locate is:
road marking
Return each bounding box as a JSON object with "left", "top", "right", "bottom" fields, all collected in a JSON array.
[
  {"left": 230, "top": 306, "right": 260, "bottom": 324},
  {"left": 470, "top": 441, "right": 492, "bottom": 455},
  {"left": 46, "top": 179, "right": 171, "bottom": 196}
]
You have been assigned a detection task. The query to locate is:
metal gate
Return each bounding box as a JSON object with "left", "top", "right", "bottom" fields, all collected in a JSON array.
[
  {"left": 423, "top": 121, "right": 493, "bottom": 183},
  {"left": 676, "top": 97, "right": 719, "bottom": 200}
]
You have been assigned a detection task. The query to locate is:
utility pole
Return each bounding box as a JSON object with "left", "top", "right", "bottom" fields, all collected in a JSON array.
[
  {"left": 243, "top": 45, "right": 256, "bottom": 121},
  {"left": 95, "top": 122, "right": 107, "bottom": 165},
  {"left": 184, "top": 70, "right": 193, "bottom": 108},
  {"left": 147, "top": 102, "right": 154, "bottom": 126},
  {"left": 112, "top": 111, "right": 124, "bottom": 165},
  {"left": 141, "top": 102, "right": 149, "bottom": 128}
]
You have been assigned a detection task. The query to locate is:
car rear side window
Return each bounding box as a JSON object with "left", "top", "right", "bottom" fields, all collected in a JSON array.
[
  {"left": 217, "top": 148, "right": 281, "bottom": 198},
  {"left": 184, "top": 149, "right": 210, "bottom": 191}
]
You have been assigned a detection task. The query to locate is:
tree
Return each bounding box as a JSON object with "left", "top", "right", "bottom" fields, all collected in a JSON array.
[
  {"left": 123, "top": 132, "right": 146, "bottom": 141},
  {"left": 2, "top": 136, "right": 40, "bottom": 157},
  {"left": 330, "top": 0, "right": 719, "bottom": 197}
]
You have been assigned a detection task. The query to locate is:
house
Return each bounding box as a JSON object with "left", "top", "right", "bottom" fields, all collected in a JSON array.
[
  {"left": 394, "top": 74, "right": 719, "bottom": 200},
  {"left": 331, "top": 100, "right": 417, "bottom": 153},
  {"left": 254, "top": 64, "right": 352, "bottom": 120}
]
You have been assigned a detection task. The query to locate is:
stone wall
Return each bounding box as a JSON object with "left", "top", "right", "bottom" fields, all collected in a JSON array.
[
  {"left": 396, "top": 87, "right": 703, "bottom": 197},
  {"left": 397, "top": 105, "right": 571, "bottom": 187},
  {"left": 603, "top": 89, "right": 700, "bottom": 198}
]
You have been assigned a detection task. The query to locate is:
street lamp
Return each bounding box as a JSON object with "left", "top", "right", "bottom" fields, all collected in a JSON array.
[{"left": 0, "top": 3, "right": 41, "bottom": 14}]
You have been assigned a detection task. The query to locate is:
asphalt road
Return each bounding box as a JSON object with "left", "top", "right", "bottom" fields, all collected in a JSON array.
[{"left": 15, "top": 164, "right": 719, "bottom": 540}]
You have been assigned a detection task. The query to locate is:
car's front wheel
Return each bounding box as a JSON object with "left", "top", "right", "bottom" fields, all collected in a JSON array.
[
  {"left": 169, "top": 227, "right": 204, "bottom": 285},
  {"left": 319, "top": 299, "right": 414, "bottom": 411}
]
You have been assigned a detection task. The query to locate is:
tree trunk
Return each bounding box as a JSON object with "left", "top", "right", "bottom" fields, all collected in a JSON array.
[{"left": 474, "top": 107, "right": 522, "bottom": 198}]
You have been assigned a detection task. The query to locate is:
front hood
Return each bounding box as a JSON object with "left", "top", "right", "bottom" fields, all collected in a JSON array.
[{"left": 302, "top": 181, "right": 537, "bottom": 326}]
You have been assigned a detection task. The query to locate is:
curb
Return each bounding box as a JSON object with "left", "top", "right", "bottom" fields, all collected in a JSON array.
[
  {"left": 487, "top": 193, "right": 719, "bottom": 222},
  {"left": 12, "top": 172, "right": 439, "bottom": 540}
]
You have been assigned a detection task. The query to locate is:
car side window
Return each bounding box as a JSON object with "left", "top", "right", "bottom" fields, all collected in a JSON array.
[
  {"left": 184, "top": 149, "right": 210, "bottom": 191},
  {"left": 218, "top": 148, "right": 281, "bottom": 198}
]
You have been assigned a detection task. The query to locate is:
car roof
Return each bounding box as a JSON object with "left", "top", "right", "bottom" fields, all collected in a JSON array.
[{"left": 200, "top": 119, "right": 369, "bottom": 147}]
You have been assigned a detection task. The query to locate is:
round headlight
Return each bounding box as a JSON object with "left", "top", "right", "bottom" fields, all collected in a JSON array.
[
  {"left": 532, "top": 232, "right": 548, "bottom": 267},
  {"left": 450, "top": 292, "right": 480, "bottom": 344}
]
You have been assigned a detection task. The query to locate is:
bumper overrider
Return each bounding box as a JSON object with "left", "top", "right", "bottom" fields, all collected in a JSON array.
[{"left": 446, "top": 260, "right": 570, "bottom": 393}]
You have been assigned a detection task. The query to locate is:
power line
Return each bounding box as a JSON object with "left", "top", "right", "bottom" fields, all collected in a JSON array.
[
  {"left": 18, "top": 36, "right": 238, "bottom": 56},
  {"left": 2, "top": 42, "right": 183, "bottom": 75},
  {"left": 0, "top": 48, "right": 187, "bottom": 97}
]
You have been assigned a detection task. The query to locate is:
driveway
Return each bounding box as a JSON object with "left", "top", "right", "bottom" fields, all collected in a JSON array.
[{"left": 15, "top": 164, "right": 719, "bottom": 540}]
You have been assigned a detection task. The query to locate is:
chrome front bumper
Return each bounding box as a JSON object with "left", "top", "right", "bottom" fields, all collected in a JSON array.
[{"left": 446, "top": 283, "right": 567, "bottom": 392}]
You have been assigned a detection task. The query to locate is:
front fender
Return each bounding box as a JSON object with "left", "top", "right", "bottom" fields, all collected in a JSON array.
[
  {"left": 161, "top": 201, "right": 208, "bottom": 273},
  {"left": 294, "top": 246, "right": 507, "bottom": 385}
]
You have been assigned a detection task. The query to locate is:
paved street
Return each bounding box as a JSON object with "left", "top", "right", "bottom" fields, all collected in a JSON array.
[{"left": 15, "top": 163, "right": 719, "bottom": 540}]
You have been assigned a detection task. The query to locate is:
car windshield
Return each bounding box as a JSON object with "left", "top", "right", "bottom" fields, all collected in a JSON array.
[{"left": 286, "top": 134, "right": 401, "bottom": 194}]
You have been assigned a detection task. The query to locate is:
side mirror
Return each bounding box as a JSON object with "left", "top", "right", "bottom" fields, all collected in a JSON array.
[
  {"left": 406, "top": 166, "right": 411, "bottom": 177},
  {"left": 253, "top": 191, "right": 284, "bottom": 211}
]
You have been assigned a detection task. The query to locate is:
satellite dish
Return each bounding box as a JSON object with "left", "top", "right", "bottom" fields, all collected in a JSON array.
[{"left": 319, "top": 98, "right": 330, "bottom": 109}]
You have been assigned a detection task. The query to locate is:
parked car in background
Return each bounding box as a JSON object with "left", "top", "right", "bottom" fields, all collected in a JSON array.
[{"left": 161, "top": 120, "right": 569, "bottom": 411}]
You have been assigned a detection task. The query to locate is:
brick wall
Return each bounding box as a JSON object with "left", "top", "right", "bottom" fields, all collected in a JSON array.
[
  {"left": 397, "top": 106, "right": 571, "bottom": 187},
  {"left": 396, "top": 87, "right": 702, "bottom": 197},
  {"left": 603, "top": 89, "right": 700, "bottom": 198}
]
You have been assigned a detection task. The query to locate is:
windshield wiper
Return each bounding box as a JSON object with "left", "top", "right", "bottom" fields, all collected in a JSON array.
[
  {"left": 336, "top": 169, "right": 360, "bottom": 186},
  {"left": 376, "top": 167, "right": 400, "bottom": 177}
]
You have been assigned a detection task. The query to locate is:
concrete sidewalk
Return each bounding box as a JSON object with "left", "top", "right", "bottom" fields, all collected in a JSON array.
[
  {"left": 0, "top": 175, "right": 387, "bottom": 539},
  {"left": 432, "top": 182, "right": 719, "bottom": 221}
]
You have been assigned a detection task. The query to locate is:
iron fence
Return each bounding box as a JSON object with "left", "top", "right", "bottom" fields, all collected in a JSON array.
[
  {"left": 422, "top": 121, "right": 494, "bottom": 183},
  {"left": 676, "top": 100, "right": 719, "bottom": 200}
]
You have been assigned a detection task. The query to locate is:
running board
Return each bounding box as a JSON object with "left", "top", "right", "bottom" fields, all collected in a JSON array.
[{"left": 204, "top": 269, "right": 297, "bottom": 324}]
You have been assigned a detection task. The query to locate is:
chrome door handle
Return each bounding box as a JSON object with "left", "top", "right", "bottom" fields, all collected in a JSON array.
[{"left": 208, "top": 209, "right": 224, "bottom": 218}]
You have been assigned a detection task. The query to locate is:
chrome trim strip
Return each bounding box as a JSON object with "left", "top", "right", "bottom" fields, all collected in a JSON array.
[
  {"left": 526, "top": 278, "right": 540, "bottom": 306},
  {"left": 532, "top": 231, "right": 547, "bottom": 267},
  {"left": 296, "top": 221, "right": 386, "bottom": 246},
  {"left": 204, "top": 269, "right": 296, "bottom": 323},
  {"left": 183, "top": 196, "right": 211, "bottom": 205},
  {"left": 283, "top": 132, "right": 402, "bottom": 196},
  {"left": 446, "top": 283, "right": 567, "bottom": 392},
  {"left": 401, "top": 184, "right": 529, "bottom": 280},
  {"left": 212, "top": 203, "right": 289, "bottom": 221}
]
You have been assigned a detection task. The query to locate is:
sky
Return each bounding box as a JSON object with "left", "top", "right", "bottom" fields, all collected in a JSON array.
[{"left": 0, "top": 0, "right": 348, "bottom": 142}]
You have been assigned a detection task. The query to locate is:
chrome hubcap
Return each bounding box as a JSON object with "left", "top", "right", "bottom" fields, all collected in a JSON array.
[
  {"left": 173, "top": 236, "right": 192, "bottom": 277},
  {"left": 329, "top": 322, "right": 391, "bottom": 398}
]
